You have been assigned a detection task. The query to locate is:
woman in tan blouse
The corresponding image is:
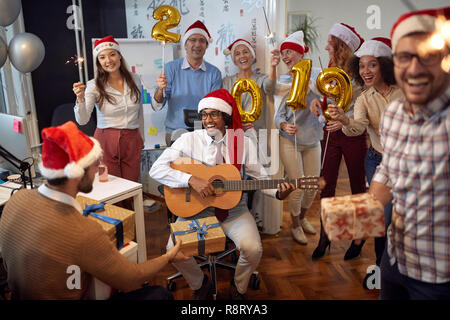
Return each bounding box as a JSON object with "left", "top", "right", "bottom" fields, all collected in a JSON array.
[{"left": 328, "top": 38, "right": 404, "bottom": 275}]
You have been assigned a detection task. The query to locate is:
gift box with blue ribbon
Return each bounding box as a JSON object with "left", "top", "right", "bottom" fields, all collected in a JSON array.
[
  {"left": 170, "top": 216, "right": 226, "bottom": 257},
  {"left": 77, "top": 195, "right": 135, "bottom": 250}
]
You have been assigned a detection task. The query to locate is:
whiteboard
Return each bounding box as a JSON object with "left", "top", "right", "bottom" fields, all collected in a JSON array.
[
  {"left": 92, "top": 38, "right": 175, "bottom": 150},
  {"left": 124, "top": 0, "right": 269, "bottom": 78}
]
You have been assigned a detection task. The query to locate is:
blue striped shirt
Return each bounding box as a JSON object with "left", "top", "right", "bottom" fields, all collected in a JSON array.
[
  {"left": 373, "top": 87, "right": 450, "bottom": 283},
  {"left": 151, "top": 58, "right": 222, "bottom": 134}
]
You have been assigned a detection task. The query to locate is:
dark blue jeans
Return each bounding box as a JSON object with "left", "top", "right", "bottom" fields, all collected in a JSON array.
[
  {"left": 365, "top": 148, "right": 392, "bottom": 265},
  {"left": 380, "top": 247, "right": 450, "bottom": 300}
]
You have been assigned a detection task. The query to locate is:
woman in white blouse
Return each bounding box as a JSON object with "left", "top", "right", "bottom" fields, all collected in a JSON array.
[{"left": 72, "top": 35, "right": 144, "bottom": 182}]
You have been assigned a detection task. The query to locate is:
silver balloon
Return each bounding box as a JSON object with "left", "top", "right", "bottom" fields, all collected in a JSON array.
[
  {"left": 0, "top": 36, "right": 7, "bottom": 68},
  {"left": 8, "top": 32, "right": 45, "bottom": 73},
  {"left": 0, "top": 0, "right": 22, "bottom": 27}
]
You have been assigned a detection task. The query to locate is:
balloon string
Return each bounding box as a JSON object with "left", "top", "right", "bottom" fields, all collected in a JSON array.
[
  {"left": 321, "top": 130, "right": 330, "bottom": 170},
  {"left": 162, "top": 42, "right": 166, "bottom": 74},
  {"left": 293, "top": 109, "right": 297, "bottom": 158}
]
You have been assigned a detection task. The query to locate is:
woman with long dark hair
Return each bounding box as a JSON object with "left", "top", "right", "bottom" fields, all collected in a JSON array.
[
  {"left": 73, "top": 35, "right": 143, "bottom": 182},
  {"left": 327, "top": 37, "right": 403, "bottom": 272}
]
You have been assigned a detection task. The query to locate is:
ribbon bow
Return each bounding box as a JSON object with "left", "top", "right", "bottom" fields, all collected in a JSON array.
[
  {"left": 173, "top": 219, "right": 220, "bottom": 256},
  {"left": 83, "top": 203, "right": 124, "bottom": 250}
]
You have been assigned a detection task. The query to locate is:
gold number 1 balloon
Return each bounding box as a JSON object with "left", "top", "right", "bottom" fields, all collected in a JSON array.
[
  {"left": 286, "top": 59, "right": 312, "bottom": 111},
  {"left": 231, "top": 78, "right": 262, "bottom": 123},
  {"left": 152, "top": 5, "right": 181, "bottom": 43},
  {"left": 316, "top": 67, "right": 353, "bottom": 120}
]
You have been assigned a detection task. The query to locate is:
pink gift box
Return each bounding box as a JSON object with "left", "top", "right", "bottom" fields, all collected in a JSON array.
[{"left": 321, "top": 193, "right": 385, "bottom": 241}]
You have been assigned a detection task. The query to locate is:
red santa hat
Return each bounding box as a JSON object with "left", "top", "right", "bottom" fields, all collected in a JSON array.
[
  {"left": 223, "top": 39, "right": 256, "bottom": 59},
  {"left": 390, "top": 6, "right": 450, "bottom": 51},
  {"left": 280, "top": 30, "right": 309, "bottom": 55},
  {"left": 93, "top": 35, "right": 120, "bottom": 60},
  {"left": 328, "top": 23, "right": 365, "bottom": 53},
  {"left": 183, "top": 20, "right": 213, "bottom": 44},
  {"left": 198, "top": 89, "right": 243, "bottom": 170},
  {"left": 38, "top": 121, "right": 103, "bottom": 179},
  {"left": 355, "top": 37, "right": 392, "bottom": 58}
]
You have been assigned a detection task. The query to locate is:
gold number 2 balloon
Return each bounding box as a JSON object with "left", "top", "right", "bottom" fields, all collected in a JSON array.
[
  {"left": 285, "top": 59, "right": 312, "bottom": 111},
  {"left": 152, "top": 5, "right": 181, "bottom": 43},
  {"left": 231, "top": 78, "right": 262, "bottom": 123},
  {"left": 316, "top": 67, "right": 353, "bottom": 120}
]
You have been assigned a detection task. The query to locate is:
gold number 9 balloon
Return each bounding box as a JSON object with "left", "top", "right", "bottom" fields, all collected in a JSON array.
[
  {"left": 231, "top": 78, "right": 262, "bottom": 123},
  {"left": 152, "top": 5, "right": 181, "bottom": 43},
  {"left": 316, "top": 67, "right": 353, "bottom": 120},
  {"left": 286, "top": 59, "right": 312, "bottom": 111}
]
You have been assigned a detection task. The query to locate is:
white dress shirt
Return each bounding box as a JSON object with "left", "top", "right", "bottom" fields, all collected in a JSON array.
[
  {"left": 38, "top": 184, "right": 82, "bottom": 214},
  {"left": 149, "top": 129, "right": 277, "bottom": 199},
  {"left": 74, "top": 73, "right": 144, "bottom": 137}
]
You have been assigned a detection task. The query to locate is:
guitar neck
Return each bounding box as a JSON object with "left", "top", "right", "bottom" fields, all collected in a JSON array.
[{"left": 215, "top": 177, "right": 319, "bottom": 191}]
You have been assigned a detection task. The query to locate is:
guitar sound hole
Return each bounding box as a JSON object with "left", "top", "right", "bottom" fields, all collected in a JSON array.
[{"left": 212, "top": 179, "right": 225, "bottom": 195}]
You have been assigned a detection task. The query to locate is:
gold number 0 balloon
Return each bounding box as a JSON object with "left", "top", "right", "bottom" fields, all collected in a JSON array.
[
  {"left": 286, "top": 59, "right": 312, "bottom": 111},
  {"left": 316, "top": 67, "right": 353, "bottom": 120},
  {"left": 152, "top": 5, "right": 181, "bottom": 43},
  {"left": 231, "top": 78, "right": 262, "bottom": 123}
]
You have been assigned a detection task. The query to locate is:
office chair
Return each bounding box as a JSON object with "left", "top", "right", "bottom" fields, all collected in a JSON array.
[
  {"left": 51, "top": 103, "right": 97, "bottom": 136},
  {"left": 157, "top": 185, "right": 260, "bottom": 299}
]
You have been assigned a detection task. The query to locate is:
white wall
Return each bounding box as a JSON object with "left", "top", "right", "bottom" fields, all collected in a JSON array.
[{"left": 282, "top": 0, "right": 449, "bottom": 72}]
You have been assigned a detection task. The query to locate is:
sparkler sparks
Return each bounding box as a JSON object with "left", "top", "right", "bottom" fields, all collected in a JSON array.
[{"left": 65, "top": 55, "right": 84, "bottom": 66}]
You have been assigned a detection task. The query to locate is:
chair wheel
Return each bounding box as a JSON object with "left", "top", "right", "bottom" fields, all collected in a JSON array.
[
  {"left": 167, "top": 280, "right": 176, "bottom": 291},
  {"left": 250, "top": 274, "right": 260, "bottom": 290}
]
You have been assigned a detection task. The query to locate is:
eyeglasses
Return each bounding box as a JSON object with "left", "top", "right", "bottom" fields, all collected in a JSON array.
[
  {"left": 200, "top": 111, "right": 221, "bottom": 120},
  {"left": 393, "top": 51, "right": 443, "bottom": 69}
]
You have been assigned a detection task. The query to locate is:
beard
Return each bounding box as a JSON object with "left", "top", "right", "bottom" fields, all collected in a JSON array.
[{"left": 77, "top": 171, "right": 94, "bottom": 193}]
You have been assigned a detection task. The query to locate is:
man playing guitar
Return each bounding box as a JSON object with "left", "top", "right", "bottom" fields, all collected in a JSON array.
[{"left": 150, "top": 89, "right": 296, "bottom": 300}]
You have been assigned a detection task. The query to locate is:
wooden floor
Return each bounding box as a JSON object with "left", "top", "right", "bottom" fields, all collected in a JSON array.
[{"left": 144, "top": 160, "right": 380, "bottom": 300}]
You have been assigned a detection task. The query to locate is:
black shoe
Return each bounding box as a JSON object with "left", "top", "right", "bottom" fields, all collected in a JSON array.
[
  {"left": 312, "top": 239, "right": 331, "bottom": 259},
  {"left": 230, "top": 280, "right": 247, "bottom": 300},
  {"left": 191, "top": 275, "right": 213, "bottom": 300},
  {"left": 344, "top": 240, "right": 366, "bottom": 260}
]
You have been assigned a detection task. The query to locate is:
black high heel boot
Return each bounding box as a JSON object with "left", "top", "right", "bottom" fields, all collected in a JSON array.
[
  {"left": 312, "top": 218, "right": 331, "bottom": 259},
  {"left": 344, "top": 240, "right": 366, "bottom": 260}
]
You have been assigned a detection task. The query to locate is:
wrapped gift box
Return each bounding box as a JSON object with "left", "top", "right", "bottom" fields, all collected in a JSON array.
[
  {"left": 321, "top": 193, "right": 385, "bottom": 241},
  {"left": 77, "top": 195, "right": 135, "bottom": 249},
  {"left": 170, "top": 216, "right": 226, "bottom": 257}
]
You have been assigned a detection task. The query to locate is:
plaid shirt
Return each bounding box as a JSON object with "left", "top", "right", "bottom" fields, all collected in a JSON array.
[{"left": 373, "top": 87, "right": 450, "bottom": 283}]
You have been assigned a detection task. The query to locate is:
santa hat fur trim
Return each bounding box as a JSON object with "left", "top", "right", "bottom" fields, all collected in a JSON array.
[
  {"left": 183, "top": 20, "right": 213, "bottom": 44},
  {"left": 93, "top": 35, "right": 120, "bottom": 59},
  {"left": 329, "top": 23, "right": 364, "bottom": 53},
  {"left": 38, "top": 121, "right": 103, "bottom": 179},
  {"left": 223, "top": 39, "right": 256, "bottom": 59},
  {"left": 280, "top": 30, "right": 309, "bottom": 55},
  {"left": 356, "top": 37, "right": 392, "bottom": 58},
  {"left": 390, "top": 6, "right": 450, "bottom": 51}
]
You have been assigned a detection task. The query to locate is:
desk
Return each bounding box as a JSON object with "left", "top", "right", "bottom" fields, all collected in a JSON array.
[{"left": 78, "top": 174, "right": 147, "bottom": 263}]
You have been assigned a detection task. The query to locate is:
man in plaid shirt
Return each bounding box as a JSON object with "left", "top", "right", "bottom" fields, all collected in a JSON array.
[{"left": 369, "top": 6, "right": 450, "bottom": 299}]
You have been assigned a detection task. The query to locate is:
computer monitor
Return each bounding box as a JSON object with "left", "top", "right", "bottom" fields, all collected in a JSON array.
[{"left": 0, "top": 113, "right": 36, "bottom": 180}]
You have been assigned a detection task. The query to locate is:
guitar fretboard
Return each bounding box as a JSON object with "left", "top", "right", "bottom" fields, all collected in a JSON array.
[{"left": 211, "top": 177, "right": 319, "bottom": 191}]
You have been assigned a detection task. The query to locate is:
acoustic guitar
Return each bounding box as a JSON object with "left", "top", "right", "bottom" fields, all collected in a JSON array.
[{"left": 164, "top": 157, "right": 325, "bottom": 218}]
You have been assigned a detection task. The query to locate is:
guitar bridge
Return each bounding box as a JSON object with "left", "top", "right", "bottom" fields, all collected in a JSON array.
[{"left": 185, "top": 187, "right": 190, "bottom": 202}]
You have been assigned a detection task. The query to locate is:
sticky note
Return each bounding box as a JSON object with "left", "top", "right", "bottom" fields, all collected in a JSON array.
[
  {"left": 13, "top": 119, "right": 22, "bottom": 133},
  {"left": 147, "top": 126, "right": 158, "bottom": 136}
]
